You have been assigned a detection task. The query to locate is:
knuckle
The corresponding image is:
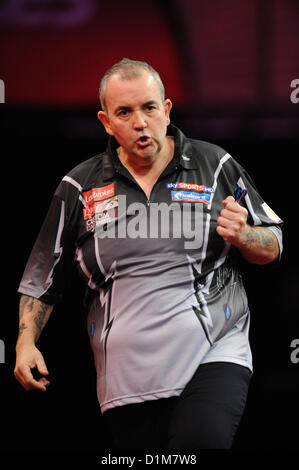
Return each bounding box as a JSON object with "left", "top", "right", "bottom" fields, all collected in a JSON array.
[{"left": 230, "top": 225, "right": 239, "bottom": 236}]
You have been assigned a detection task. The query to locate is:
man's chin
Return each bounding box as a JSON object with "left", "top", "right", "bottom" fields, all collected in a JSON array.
[
  {"left": 130, "top": 147, "right": 154, "bottom": 160},
  {"left": 135, "top": 142, "right": 162, "bottom": 158}
]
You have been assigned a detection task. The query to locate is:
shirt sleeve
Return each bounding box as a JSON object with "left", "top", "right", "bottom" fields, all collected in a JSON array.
[
  {"left": 17, "top": 184, "right": 76, "bottom": 305},
  {"left": 227, "top": 157, "right": 284, "bottom": 257}
]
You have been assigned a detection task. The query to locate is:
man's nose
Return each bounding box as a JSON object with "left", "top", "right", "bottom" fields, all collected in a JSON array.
[{"left": 133, "top": 111, "right": 147, "bottom": 129}]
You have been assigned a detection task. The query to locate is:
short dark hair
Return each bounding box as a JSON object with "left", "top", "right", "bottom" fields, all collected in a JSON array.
[{"left": 99, "top": 58, "right": 165, "bottom": 112}]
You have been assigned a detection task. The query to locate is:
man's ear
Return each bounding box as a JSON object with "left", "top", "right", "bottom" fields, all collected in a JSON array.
[
  {"left": 97, "top": 110, "right": 113, "bottom": 136},
  {"left": 164, "top": 99, "right": 172, "bottom": 126}
]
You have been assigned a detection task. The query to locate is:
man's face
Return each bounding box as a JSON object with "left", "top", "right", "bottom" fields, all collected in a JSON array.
[{"left": 98, "top": 70, "right": 172, "bottom": 163}]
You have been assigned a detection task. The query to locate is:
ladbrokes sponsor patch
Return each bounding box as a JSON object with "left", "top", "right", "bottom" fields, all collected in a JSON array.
[{"left": 83, "top": 183, "right": 115, "bottom": 207}]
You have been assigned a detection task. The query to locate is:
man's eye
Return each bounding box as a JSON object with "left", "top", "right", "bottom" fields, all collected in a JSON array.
[
  {"left": 147, "top": 105, "right": 155, "bottom": 111},
  {"left": 117, "top": 109, "right": 130, "bottom": 117}
]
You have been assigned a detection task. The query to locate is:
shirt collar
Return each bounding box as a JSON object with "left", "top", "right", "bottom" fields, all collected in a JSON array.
[
  {"left": 102, "top": 124, "right": 198, "bottom": 181},
  {"left": 168, "top": 124, "right": 199, "bottom": 170}
]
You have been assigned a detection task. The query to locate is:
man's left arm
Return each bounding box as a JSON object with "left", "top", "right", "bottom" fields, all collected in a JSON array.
[{"left": 216, "top": 196, "right": 280, "bottom": 265}]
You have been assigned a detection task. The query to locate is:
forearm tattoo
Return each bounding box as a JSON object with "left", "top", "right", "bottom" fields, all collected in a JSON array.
[
  {"left": 34, "top": 302, "right": 51, "bottom": 333},
  {"left": 18, "top": 295, "right": 33, "bottom": 338},
  {"left": 245, "top": 227, "right": 275, "bottom": 248},
  {"left": 18, "top": 322, "right": 28, "bottom": 337},
  {"left": 19, "top": 294, "right": 34, "bottom": 319},
  {"left": 18, "top": 295, "right": 52, "bottom": 338}
]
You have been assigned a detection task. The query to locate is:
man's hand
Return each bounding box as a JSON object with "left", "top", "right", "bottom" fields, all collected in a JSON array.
[
  {"left": 216, "top": 195, "right": 280, "bottom": 264},
  {"left": 14, "top": 344, "right": 50, "bottom": 391},
  {"left": 14, "top": 295, "right": 53, "bottom": 391},
  {"left": 216, "top": 196, "right": 249, "bottom": 246}
]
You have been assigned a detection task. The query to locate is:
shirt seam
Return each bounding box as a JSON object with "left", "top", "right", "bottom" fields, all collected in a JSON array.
[{"left": 100, "top": 386, "right": 185, "bottom": 407}]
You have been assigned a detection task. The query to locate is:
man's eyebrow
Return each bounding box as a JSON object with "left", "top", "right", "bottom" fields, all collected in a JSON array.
[
  {"left": 114, "top": 105, "right": 131, "bottom": 114},
  {"left": 114, "top": 100, "right": 159, "bottom": 114},
  {"left": 142, "top": 100, "right": 159, "bottom": 107}
]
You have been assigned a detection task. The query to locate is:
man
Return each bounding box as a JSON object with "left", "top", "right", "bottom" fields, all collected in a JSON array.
[{"left": 15, "top": 58, "right": 283, "bottom": 449}]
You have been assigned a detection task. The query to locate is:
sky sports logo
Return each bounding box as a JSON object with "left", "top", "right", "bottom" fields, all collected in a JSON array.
[
  {"left": 167, "top": 182, "right": 214, "bottom": 204},
  {"left": 166, "top": 182, "right": 215, "bottom": 193}
]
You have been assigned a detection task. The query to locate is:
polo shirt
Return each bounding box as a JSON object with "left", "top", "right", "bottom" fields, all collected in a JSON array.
[{"left": 18, "top": 124, "right": 283, "bottom": 413}]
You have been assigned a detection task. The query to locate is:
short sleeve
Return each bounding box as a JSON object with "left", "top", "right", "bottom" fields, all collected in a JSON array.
[
  {"left": 18, "top": 186, "right": 76, "bottom": 305},
  {"left": 227, "top": 157, "right": 284, "bottom": 257}
]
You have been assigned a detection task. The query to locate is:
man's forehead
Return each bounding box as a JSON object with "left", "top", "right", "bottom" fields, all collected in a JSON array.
[
  {"left": 107, "top": 71, "right": 160, "bottom": 97},
  {"left": 105, "top": 71, "right": 162, "bottom": 113}
]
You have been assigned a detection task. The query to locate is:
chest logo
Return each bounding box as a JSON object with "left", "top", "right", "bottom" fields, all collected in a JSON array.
[
  {"left": 166, "top": 182, "right": 214, "bottom": 193},
  {"left": 83, "top": 183, "right": 115, "bottom": 207},
  {"left": 82, "top": 183, "right": 117, "bottom": 231},
  {"left": 171, "top": 191, "right": 211, "bottom": 204}
]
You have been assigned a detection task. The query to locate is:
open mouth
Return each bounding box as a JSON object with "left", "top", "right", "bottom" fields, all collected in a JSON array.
[{"left": 136, "top": 136, "right": 151, "bottom": 147}]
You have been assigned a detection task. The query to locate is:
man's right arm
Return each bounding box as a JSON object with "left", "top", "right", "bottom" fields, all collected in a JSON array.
[{"left": 14, "top": 294, "right": 54, "bottom": 391}]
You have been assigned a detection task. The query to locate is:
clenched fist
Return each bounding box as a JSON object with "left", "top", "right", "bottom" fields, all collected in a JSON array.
[{"left": 216, "top": 196, "right": 249, "bottom": 247}]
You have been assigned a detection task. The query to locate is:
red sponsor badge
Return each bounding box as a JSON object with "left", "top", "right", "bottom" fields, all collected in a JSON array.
[{"left": 83, "top": 183, "right": 115, "bottom": 207}]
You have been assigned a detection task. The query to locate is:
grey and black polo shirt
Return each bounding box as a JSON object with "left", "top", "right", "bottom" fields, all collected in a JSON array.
[{"left": 18, "top": 124, "right": 283, "bottom": 413}]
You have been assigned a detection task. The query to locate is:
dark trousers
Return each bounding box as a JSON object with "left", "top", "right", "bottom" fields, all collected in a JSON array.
[{"left": 103, "top": 361, "right": 252, "bottom": 449}]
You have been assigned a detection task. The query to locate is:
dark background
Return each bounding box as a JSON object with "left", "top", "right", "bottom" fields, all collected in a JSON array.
[{"left": 0, "top": 0, "right": 298, "bottom": 456}]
